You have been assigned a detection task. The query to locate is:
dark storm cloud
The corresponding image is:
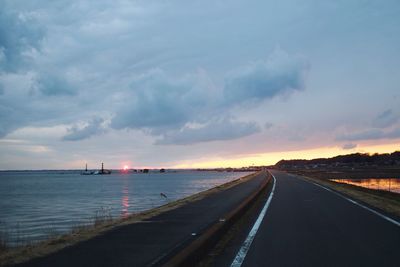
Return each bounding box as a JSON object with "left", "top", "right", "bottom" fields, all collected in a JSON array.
[
  {"left": 0, "top": 105, "right": 14, "bottom": 137},
  {"left": 224, "top": 48, "right": 308, "bottom": 106},
  {"left": 156, "top": 118, "right": 260, "bottom": 145},
  {"left": 372, "top": 109, "right": 398, "bottom": 128},
  {"left": 110, "top": 49, "right": 308, "bottom": 144},
  {"left": 342, "top": 143, "right": 357, "bottom": 150},
  {"left": 63, "top": 117, "right": 106, "bottom": 141},
  {"left": 0, "top": 2, "right": 44, "bottom": 72},
  {"left": 264, "top": 122, "right": 273, "bottom": 130},
  {"left": 0, "top": 3, "right": 64, "bottom": 138},
  {"left": 111, "top": 69, "right": 212, "bottom": 132},
  {"left": 337, "top": 129, "right": 383, "bottom": 141},
  {"left": 33, "top": 73, "right": 77, "bottom": 96},
  {"left": 337, "top": 109, "right": 400, "bottom": 142},
  {"left": 337, "top": 128, "right": 400, "bottom": 141}
]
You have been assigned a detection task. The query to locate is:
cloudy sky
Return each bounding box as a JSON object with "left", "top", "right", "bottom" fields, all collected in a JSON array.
[{"left": 1, "top": 0, "right": 399, "bottom": 169}]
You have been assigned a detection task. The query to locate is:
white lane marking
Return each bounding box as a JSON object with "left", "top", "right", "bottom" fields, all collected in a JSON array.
[
  {"left": 230, "top": 174, "right": 276, "bottom": 267},
  {"left": 310, "top": 179, "right": 400, "bottom": 227}
]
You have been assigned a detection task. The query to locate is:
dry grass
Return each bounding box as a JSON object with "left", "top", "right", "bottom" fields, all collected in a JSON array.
[
  {"left": 0, "top": 172, "right": 260, "bottom": 267},
  {"left": 0, "top": 233, "right": 8, "bottom": 255},
  {"left": 287, "top": 170, "right": 400, "bottom": 218}
]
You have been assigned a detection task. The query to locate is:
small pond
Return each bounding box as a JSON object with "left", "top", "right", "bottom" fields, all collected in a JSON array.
[{"left": 330, "top": 178, "right": 400, "bottom": 193}]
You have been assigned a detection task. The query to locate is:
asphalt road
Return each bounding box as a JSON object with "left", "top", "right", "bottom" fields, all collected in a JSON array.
[
  {"left": 12, "top": 172, "right": 267, "bottom": 267},
  {"left": 237, "top": 170, "right": 400, "bottom": 267}
]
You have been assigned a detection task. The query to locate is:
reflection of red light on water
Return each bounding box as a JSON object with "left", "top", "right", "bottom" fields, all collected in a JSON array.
[{"left": 122, "top": 195, "right": 129, "bottom": 218}]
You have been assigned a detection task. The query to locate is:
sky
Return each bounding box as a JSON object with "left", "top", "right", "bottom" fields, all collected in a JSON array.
[{"left": 0, "top": 0, "right": 399, "bottom": 170}]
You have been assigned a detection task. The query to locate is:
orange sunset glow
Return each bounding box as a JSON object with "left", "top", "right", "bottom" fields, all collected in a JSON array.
[{"left": 172, "top": 142, "right": 400, "bottom": 169}]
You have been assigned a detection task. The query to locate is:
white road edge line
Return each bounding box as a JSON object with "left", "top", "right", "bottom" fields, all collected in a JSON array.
[
  {"left": 230, "top": 173, "right": 276, "bottom": 267},
  {"left": 310, "top": 179, "right": 400, "bottom": 227}
]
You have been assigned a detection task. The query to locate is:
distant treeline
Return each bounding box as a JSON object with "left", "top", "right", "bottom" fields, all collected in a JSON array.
[{"left": 275, "top": 151, "right": 400, "bottom": 168}]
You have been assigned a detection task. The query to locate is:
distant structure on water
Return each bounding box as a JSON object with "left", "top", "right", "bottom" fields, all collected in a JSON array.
[
  {"left": 81, "top": 163, "right": 92, "bottom": 175},
  {"left": 81, "top": 163, "right": 112, "bottom": 175}
]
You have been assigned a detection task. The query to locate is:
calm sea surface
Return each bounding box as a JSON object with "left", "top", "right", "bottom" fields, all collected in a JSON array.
[{"left": 0, "top": 170, "right": 251, "bottom": 246}]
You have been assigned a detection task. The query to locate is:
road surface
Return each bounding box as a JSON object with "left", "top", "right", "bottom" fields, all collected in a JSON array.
[{"left": 234, "top": 170, "right": 400, "bottom": 267}]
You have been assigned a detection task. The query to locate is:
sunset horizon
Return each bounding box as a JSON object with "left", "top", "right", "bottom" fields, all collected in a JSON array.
[{"left": 1, "top": 144, "right": 398, "bottom": 170}]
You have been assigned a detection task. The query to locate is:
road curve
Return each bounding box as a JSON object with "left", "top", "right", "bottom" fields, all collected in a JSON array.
[{"left": 237, "top": 170, "right": 400, "bottom": 267}]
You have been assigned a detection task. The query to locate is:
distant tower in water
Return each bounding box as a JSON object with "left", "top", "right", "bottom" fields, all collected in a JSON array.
[
  {"left": 81, "top": 163, "right": 92, "bottom": 175},
  {"left": 81, "top": 162, "right": 110, "bottom": 175}
]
